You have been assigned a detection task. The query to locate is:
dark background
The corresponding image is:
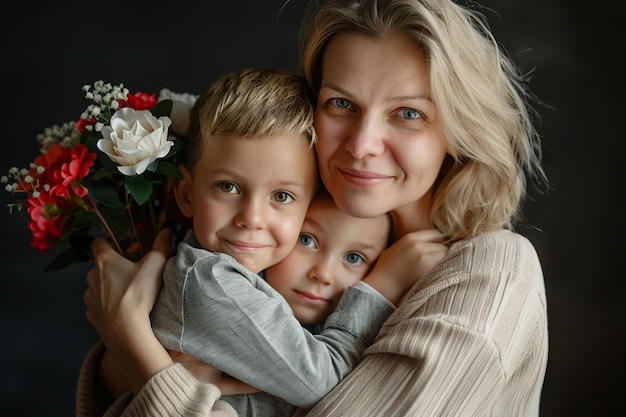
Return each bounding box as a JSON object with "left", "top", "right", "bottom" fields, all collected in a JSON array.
[{"left": 0, "top": 1, "right": 623, "bottom": 416}]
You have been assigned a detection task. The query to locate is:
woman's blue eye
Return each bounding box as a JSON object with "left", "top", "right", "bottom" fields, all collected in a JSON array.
[
  {"left": 273, "top": 191, "right": 294, "bottom": 204},
  {"left": 345, "top": 252, "right": 365, "bottom": 265},
  {"left": 400, "top": 108, "right": 422, "bottom": 120},
  {"left": 217, "top": 182, "right": 238, "bottom": 194},
  {"left": 298, "top": 233, "right": 315, "bottom": 248},
  {"left": 330, "top": 98, "right": 352, "bottom": 109}
]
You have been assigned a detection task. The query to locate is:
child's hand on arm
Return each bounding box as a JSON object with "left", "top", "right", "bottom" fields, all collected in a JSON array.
[{"left": 363, "top": 229, "right": 448, "bottom": 305}]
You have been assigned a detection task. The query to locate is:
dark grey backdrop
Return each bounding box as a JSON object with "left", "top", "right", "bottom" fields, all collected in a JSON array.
[{"left": 1, "top": 1, "right": 623, "bottom": 416}]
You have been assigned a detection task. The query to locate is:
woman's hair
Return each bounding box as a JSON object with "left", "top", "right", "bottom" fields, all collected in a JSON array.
[
  {"left": 185, "top": 67, "right": 317, "bottom": 169},
  {"left": 300, "top": 0, "right": 547, "bottom": 242}
]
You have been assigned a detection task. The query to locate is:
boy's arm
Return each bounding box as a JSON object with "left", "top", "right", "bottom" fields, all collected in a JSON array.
[{"left": 152, "top": 243, "right": 393, "bottom": 408}]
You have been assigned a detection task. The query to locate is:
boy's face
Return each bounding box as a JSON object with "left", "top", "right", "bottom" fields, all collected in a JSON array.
[
  {"left": 264, "top": 192, "right": 390, "bottom": 325},
  {"left": 178, "top": 134, "right": 317, "bottom": 273}
]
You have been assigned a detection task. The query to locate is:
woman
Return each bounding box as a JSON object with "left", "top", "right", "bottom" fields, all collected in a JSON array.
[{"left": 80, "top": 0, "right": 548, "bottom": 416}]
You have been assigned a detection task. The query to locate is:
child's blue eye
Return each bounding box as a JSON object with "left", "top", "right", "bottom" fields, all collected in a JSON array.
[
  {"left": 344, "top": 252, "right": 365, "bottom": 265},
  {"left": 298, "top": 233, "right": 315, "bottom": 248}
]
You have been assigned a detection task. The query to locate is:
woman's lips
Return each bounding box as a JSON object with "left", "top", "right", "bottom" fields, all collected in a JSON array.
[{"left": 337, "top": 167, "right": 390, "bottom": 186}]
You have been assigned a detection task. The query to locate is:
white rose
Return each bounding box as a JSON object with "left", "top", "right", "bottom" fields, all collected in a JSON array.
[
  {"left": 159, "top": 88, "right": 199, "bottom": 138},
  {"left": 97, "top": 107, "right": 173, "bottom": 176}
]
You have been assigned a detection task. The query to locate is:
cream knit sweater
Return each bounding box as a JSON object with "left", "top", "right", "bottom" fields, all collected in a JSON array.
[{"left": 76, "top": 229, "right": 548, "bottom": 417}]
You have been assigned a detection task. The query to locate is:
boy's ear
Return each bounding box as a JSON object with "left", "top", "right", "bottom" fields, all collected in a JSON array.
[{"left": 174, "top": 165, "right": 194, "bottom": 218}]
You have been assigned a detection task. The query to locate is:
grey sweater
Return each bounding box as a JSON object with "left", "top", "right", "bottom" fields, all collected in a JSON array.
[{"left": 150, "top": 231, "right": 394, "bottom": 417}]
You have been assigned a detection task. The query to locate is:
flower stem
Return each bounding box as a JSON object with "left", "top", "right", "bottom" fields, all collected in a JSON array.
[
  {"left": 125, "top": 189, "right": 143, "bottom": 255},
  {"left": 86, "top": 195, "right": 123, "bottom": 255}
]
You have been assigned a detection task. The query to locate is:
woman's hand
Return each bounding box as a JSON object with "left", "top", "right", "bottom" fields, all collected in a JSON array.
[
  {"left": 84, "top": 228, "right": 175, "bottom": 395},
  {"left": 169, "top": 350, "right": 262, "bottom": 395},
  {"left": 364, "top": 229, "right": 449, "bottom": 305}
]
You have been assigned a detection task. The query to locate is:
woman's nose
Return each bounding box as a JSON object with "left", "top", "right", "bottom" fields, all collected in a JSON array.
[{"left": 344, "top": 115, "right": 385, "bottom": 159}]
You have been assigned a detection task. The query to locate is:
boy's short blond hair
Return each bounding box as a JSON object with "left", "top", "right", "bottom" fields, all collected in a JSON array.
[{"left": 185, "top": 68, "right": 317, "bottom": 169}]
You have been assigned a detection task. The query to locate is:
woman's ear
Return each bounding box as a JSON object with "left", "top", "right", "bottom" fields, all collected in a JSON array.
[{"left": 174, "top": 165, "right": 194, "bottom": 217}]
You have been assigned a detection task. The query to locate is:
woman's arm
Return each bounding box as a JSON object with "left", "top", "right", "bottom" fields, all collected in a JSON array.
[
  {"left": 83, "top": 229, "right": 174, "bottom": 395},
  {"left": 80, "top": 229, "right": 238, "bottom": 416}
]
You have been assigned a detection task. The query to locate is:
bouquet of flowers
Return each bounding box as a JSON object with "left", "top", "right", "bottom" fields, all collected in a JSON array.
[{"left": 2, "top": 81, "right": 197, "bottom": 271}]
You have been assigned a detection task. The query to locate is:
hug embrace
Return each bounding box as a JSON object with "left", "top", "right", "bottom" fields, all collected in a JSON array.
[{"left": 79, "top": 1, "right": 549, "bottom": 416}]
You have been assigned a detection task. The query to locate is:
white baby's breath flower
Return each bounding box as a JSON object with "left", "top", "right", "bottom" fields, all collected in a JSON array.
[{"left": 97, "top": 107, "right": 173, "bottom": 176}]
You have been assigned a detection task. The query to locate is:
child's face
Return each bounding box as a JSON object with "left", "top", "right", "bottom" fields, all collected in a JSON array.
[
  {"left": 178, "top": 134, "right": 317, "bottom": 273},
  {"left": 264, "top": 192, "right": 390, "bottom": 325}
]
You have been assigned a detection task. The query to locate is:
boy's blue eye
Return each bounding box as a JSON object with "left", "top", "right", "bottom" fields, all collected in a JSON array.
[
  {"left": 344, "top": 252, "right": 365, "bottom": 265},
  {"left": 298, "top": 233, "right": 315, "bottom": 248},
  {"left": 217, "top": 182, "right": 238, "bottom": 194}
]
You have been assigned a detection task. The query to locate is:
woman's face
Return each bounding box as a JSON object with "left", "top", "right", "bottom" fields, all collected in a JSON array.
[{"left": 314, "top": 32, "right": 448, "bottom": 222}]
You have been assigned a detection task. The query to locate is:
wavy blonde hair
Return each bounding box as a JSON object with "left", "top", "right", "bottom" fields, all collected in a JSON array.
[
  {"left": 300, "top": 0, "right": 546, "bottom": 242},
  {"left": 186, "top": 67, "right": 317, "bottom": 170}
]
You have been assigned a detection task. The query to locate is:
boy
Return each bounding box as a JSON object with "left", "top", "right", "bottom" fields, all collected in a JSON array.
[{"left": 151, "top": 68, "right": 395, "bottom": 417}]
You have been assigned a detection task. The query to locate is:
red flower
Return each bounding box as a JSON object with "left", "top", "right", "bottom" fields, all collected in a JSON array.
[
  {"left": 76, "top": 117, "right": 96, "bottom": 133},
  {"left": 126, "top": 92, "right": 158, "bottom": 110},
  {"left": 26, "top": 191, "right": 72, "bottom": 252},
  {"left": 35, "top": 144, "right": 96, "bottom": 198}
]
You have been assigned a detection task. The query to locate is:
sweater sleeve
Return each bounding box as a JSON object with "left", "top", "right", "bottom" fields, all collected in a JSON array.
[
  {"left": 151, "top": 234, "right": 394, "bottom": 408},
  {"left": 120, "top": 364, "right": 236, "bottom": 417},
  {"left": 75, "top": 341, "right": 237, "bottom": 417},
  {"left": 293, "top": 230, "right": 548, "bottom": 417}
]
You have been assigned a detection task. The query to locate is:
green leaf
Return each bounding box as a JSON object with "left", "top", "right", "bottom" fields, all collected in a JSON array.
[
  {"left": 93, "top": 164, "right": 120, "bottom": 180},
  {"left": 125, "top": 175, "right": 153, "bottom": 205},
  {"left": 73, "top": 211, "right": 99, "bottom": 226},
  {"left": 99, "top": 207, "right": 131, "bottom": 237},
  {"left": 151, "top": 100, "right": 173, "bottom": 118},
  {"left": 170, "top": 137, "right": 188, "bottom": 153},
  {"left": 83, "top": 178, "right": 125, "bottom": 209},
  {"left": 44, "top": 247, "right": 79, "bottom": 271},
  {"left": 82, "top": 133, "right": 100, "bottom": 151},
  {"left": 155, "top": 161, "right": 183, "bottom": 179}
]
